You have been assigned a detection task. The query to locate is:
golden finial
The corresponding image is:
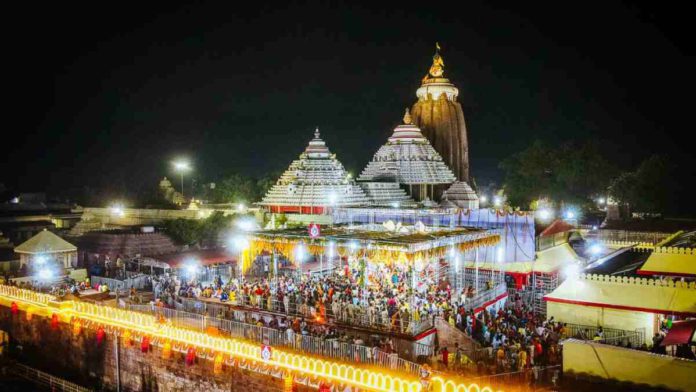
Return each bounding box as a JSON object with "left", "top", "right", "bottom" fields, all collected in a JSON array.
[
  {"left": 428, "top": 42, "right": 445, "bottom": 78},
  {"left": 403, "top": 108, "right": 412, "bottom": 125}
]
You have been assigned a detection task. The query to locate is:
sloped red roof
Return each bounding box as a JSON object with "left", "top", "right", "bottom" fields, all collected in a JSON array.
[
  {"left": 159, "top": 249, "right": 237, "bottom": 268},
  {"left": 661, "top": 320, "right": 696, "bottom": 346},
  {"left": 540, "top": 219, "right": 575, "bottom": 237}
]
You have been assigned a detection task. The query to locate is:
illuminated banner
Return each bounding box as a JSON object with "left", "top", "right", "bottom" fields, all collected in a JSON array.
[
  {"left": 260, "top": 344, "right": 272, "bottom": 361},
  {"left": 308, "top": 223, "right": 321, "bottom": 239}
]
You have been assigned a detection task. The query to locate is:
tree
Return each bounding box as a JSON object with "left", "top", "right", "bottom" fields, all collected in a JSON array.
[
  {"left": 609, "top": 155, "right": 675, "bottom": 215},
  {"left": 208, "top": 173, "right": 259, "bottom": 204},
  {"left": 499, "top": 140, "right": 556, "bottom": 208},
  {"left": 163, "top": 211, "right": 234, "bottom": 247},
  {"left": 500, "top": 140, "right": 615, "bottom": 209},
  {"left": 200, "top": 211, "right": 232, "bottom": 244},
  {"left": 163, "top": 218, "right": 201, "bottom": 246}
]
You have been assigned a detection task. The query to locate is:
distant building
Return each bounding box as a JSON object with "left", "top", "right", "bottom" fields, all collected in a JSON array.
[{"left": 159, "top": 177, "right": 185, "bottom": 205}]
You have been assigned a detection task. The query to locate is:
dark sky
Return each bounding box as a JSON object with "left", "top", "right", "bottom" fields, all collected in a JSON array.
[{"left": 3, "top": 1, "right": 694, "bottom": 202}]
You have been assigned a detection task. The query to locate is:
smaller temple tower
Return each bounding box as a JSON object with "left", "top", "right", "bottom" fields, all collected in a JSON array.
[
  {"left": 358, "top": 109, "right": 456, "bottom": 201},
  {"left": 259, "top": 129, "right": 370, "bottom": 214}
]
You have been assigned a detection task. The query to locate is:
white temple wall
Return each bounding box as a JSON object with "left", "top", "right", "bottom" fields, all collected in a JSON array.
[{"left": 547, "top": 302, "right": 654, "bottom": 344}]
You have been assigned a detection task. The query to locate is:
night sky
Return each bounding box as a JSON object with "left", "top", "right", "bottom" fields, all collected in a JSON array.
[{"left": 3, "top": 1, "right": 694, "bottom": 204}]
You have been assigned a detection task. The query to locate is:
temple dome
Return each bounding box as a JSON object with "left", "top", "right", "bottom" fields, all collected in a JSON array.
[
  {"left": 358, "top": 109, "right": 456, "bottom": 186},
  {"left": 440, "top": 181, "right": 479, "bottom": 209},
  {"left": 259, "top": 129, "right": 370, "bottom": 214}
]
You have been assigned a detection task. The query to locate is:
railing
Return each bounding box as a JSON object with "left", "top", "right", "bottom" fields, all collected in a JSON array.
[
  {"left": 173, "top": 293, "right": 434, "bottom": 335},
  {"left": 12, "top": 363, "right": 93, "bottom": 392},
  {"left": 562, "top": 323, "right": 645, "bottom": 347},
  {"left": 536, "top": 231, "right": 568, "bottom": 251},
  {"left": 124, "top": 303, "right": 429, "bottom": 377},
  {"left": 0, "top": 284, "right": 55, "bottom": 305},
  {"left": 91, "top": 275, "right": 151, "bottom": 291},
  {"left": 582, "top": 229, "right": 670, "bottom": 245},
  {"left": 464, "top": 283, "right": 507, "bottom": 311}
]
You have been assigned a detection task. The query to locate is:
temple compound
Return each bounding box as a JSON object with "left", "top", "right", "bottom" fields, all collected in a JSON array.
[{"left": 411, "top": 44, "right": 470, "bottom": 184}]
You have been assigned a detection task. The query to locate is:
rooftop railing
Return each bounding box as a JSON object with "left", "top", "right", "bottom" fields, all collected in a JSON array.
[{"left": 562, "top": 322, "right": 645, "bottom": 348}]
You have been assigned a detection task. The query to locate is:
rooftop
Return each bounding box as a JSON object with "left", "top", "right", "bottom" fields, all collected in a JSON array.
[
  {"left": 544, "top": 273, "right": 696, "bottom": 317},
  {"left": 14, "top": 229, "right": 77, "bottom": 254},
  {"left": 250, "top": 224, "right": 497, "bottom": 253}
]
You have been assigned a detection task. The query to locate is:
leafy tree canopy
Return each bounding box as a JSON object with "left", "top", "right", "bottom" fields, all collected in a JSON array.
[
  {"left": 609, "top": 155, "right": 676, "bottom": 214},
  {"left": 500, "top": 140, "right": 615, "bottom": 209}
]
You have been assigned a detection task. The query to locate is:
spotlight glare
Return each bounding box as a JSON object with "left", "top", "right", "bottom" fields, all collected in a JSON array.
[
  {"left": 538, "top": 208, "right": 552, "bottom": 221},
  {"left": 38, "top": 268, "right": 53, "bottom": 281},
  {"left": 589, "top": 244, "right": 604, "bottom": 255},
  {"left": 231, "top": 236, "right": 249, "bottom": 251},
  {"left": 564, "top": 264, "right": 580, "bottom": 279}
]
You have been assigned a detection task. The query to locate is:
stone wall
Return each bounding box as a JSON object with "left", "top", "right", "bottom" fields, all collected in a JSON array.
[{"left": 0, "top": 307, "right": 286, "bottom": 391}]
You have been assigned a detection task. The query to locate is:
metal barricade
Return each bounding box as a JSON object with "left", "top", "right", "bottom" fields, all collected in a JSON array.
[
  {"left": 12, "top": 363, "right": 93, "bottom": 392},
  {"left": 563, "top": 323, "right": 645, "bottom": 347},
  {"left": 123, "top": 302, "right": 425, "bottom": 377},
  {"left": 177, "top": 293, "right": 433, "bottom": 334}
]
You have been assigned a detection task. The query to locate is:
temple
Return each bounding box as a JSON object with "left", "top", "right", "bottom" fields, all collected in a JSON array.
[
  {"left": 358, "top": 109, "right": 456, "bottom": 201},
  {"left": 440, "top": 180, "right": 479, "bottom": 209},
  {"left": 258, "top": 129, "right": 370, "bottom": 214},
  {"left": 411, "top": 43, "right": 470, "bottom": 183}
]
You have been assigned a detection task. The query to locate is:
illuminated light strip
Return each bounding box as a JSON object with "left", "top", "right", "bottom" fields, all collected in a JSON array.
[{"left": 0, "top": 288, "right": 500, "bottom": 392}]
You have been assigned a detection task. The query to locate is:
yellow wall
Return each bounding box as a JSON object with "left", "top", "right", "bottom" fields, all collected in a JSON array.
[
  {"left": 563, "top": 339, "right": 696, "bottom": 391},
  {"left": 547, "top": 302, "right": 654, "bottom": 344}
]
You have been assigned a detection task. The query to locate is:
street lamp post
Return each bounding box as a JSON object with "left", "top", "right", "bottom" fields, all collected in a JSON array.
[{"left": 173, "top": 160, "right": 191, "bottom": 199}]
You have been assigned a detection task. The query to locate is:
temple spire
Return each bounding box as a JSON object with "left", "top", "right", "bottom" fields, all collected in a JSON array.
[
  {"left": 314, "top": 127, "right": 320, "bottom": 139},
  {"left": 428, "top": 42, "right": 445, "bottom": 78}
]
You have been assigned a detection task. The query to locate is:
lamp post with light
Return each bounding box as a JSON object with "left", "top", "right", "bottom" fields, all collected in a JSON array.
[{"left": 173, "top": 160, "right": 191, "bottom": 199}]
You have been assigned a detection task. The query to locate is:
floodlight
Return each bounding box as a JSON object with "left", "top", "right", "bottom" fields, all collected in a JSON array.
[{"left": 38, "top": 269, "right": 53, "bottom": 281}]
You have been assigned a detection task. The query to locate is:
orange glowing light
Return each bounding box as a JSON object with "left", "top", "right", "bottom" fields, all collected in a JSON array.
[
  {"left": 162, "top": 341, "right": 172, "bottom": 360},
  {"left": 214, "top": 353, "right": 224, "bottom": 374},
  {"left": 0, "top": 284, "right": 502, "bottom": 392}
]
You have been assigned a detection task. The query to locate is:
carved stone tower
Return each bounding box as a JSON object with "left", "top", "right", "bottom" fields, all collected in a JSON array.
[{"left": 410, "top": 43, "right": 470, "bottom": 183}]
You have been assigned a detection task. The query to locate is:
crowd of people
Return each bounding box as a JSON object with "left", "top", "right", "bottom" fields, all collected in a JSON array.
[
  {"left": 0, "top": 275, "right": 92, "bottom": 297},
  {"left": 434, "top": 293, "right": 563, "bottom": 376},
  {"left": 150, "top": 261, "right": 498, "bottom": 336}
]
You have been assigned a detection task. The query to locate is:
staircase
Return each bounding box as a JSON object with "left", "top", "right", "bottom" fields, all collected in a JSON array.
[{"left": 435, "top": 317, "right": 481, "bottom": 355}]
